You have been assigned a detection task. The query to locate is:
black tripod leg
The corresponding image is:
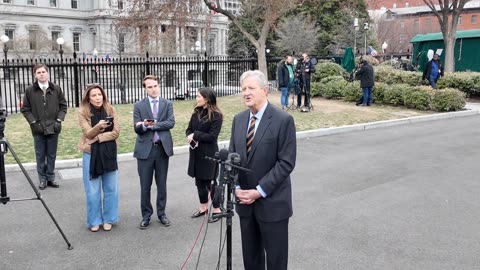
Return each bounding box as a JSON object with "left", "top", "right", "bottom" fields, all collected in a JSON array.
[{"left": 6, "top": 141, "right": 73, "bottom": 250}]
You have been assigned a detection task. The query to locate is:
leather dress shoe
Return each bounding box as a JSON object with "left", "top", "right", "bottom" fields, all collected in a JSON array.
[
  {"left": 139, "top": 218, "right": 151, "bottom": 230},
  {"left": 39, "top": 181, "right": 47, "bottom": 190},
  {"left": 191, "top": 209, "right": 207, "bottom": 218},
  {"left": 158, "top": 214, "right": 171, "bottom": 227},
  {"left": 208, "top": 212, "right": 222, "bottom": 223},
  {"left": 47, "top": 180, "right": 60, "bottom": 188}
]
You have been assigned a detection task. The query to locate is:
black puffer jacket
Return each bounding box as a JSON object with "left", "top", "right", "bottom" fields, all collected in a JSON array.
[
  {"left": 355, "top": 63, "right": 375, "bottom": 88},
  {"left": 277, "top": 60, "right": 293, "bottom": 88},
  {"left": 21, "top": 81, "right": 68, "bottom": 135}
]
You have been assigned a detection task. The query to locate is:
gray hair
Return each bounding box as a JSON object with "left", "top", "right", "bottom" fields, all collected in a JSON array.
[{"left": 239, "top": 70, "right": 268, "bottom": 89}]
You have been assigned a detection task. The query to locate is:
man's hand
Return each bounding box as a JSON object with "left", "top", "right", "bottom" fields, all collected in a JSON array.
[{"left": 236, "top": 189, "right": 262, "bottom": 205}]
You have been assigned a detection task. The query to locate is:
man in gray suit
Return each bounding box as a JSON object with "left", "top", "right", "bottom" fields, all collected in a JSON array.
[
  {"left": 229, "top": 70, "right": 297, "bottom": 270},
  {"left": 133, "top": 75, "right": 175, "bottom": 229}
]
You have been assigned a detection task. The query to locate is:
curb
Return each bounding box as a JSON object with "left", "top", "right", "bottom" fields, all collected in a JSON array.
[{"left": 5, "top": 109, "right": 479, "bottom": 173}]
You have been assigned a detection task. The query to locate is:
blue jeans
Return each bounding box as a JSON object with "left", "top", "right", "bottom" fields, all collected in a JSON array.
[
  {"left": 280, "top": 87, "right": 289, "bottom": 107},
  {"left": 82, "top": 152, "right": 119, "bottom": 228},
  {"left": 362, "top": 87, "right": 372, "bottom": 105},
  {"left": 429, "top": 75, "right": 438, "bottom": 89},
  {"left": 33, "top": 134, "right": 58, "bottom": 182}
]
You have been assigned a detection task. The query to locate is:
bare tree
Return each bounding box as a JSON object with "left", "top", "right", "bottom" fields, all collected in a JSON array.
[
  {"left": 10, "top": 29, "right": 67, "bottom": 60},
  {"left": 422, "top": 0, "right": 471, "bottom": 72},
  {"left": 273, "top": 16, "right": 319, "bottom": 55},
  {"left": 204, "top": 0, "right": 297, "bottom": 76}
]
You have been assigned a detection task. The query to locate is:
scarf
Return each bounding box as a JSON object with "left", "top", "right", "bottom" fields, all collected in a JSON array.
[{"left": 89, "top": 106, "right": 117, "bottom": 179}]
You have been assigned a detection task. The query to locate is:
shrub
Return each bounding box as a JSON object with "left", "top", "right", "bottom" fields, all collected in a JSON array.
[
  {"left": 373, "top": 82, "right": 389, "bottom": 104},
  {"left": 383, "top": 84, "right": 410, "bottom": 105},
  {"left": 355, "top": 55, "right": 380, "bottom": 66},
  {"left": 343, "top": 81, "right": 361, "bottom": 102},
  {"left": 431, "top": 88, "right": 466, "bottom": 111},
  {"left": 312, "top": 62, "right": 349, "bottom": 82},
  {"left": 321, "top": 77, "right": 348, "bottom": 99},
  {"left": 311, "top": 82, "right": 324, "bottom": 97},
  {"left": 404, "top": 87, "right": 433, "bottom": 111},
  {"left": 374, "top": 66, "right": 422, "bottom": 86},
  {"left": 437, "top": 72, "right": 480, "bottom": 96}
]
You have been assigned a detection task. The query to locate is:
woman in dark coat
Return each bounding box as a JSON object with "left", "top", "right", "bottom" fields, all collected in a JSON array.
[{"left": 186, "top": 87, "right": 223, "bottom": 223}]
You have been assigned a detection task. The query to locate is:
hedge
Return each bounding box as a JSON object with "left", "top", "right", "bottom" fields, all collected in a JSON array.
[{"left": 313, "top": 75, "right": 466, "bottom": 111}]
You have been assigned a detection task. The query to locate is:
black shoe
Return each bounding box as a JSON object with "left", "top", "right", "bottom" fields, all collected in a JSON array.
[
  {"left": 139, "top": 218, "right": 151, "bottom": 230},
  {"left": 47, "top": 180, "right": 59, "bottom": 188},
  {"left": 191, "top": 209, "right": 207, "bottom": 218},
  {"left": 39, "top": 181, "right": 47, "bottom": 190},
  {"left": 158, "top": 214, "right": 171, "bottom": 227},
  {"left": 209, "top": 213, "right": 222, "bottom": 223}
]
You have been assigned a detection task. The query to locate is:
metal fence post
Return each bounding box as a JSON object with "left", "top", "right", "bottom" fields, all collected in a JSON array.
[
  {"left": 73, "top": 52, "right": 80, "bottom": 107},
  {"left": 203, "top": 51, "right": 208, "bottom": 86},
  {"left": 145, "top": 51, "right": 150, "bottom": 75}
]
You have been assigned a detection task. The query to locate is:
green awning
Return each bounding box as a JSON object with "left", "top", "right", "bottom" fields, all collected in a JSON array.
[{"left": 411, "top": 29, "right": 480, "bottom": 43}]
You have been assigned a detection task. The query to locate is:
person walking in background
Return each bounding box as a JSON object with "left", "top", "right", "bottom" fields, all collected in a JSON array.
[
  {"left": 422, "top": 54, "right": 443, "bottom": 89},
  {"left": 296, "top": 53, "right": 316, "bottom": 112},
  {"left": 230, "top": 70, "right": 297, "bottom": 270},
  {"left": 355, "top": 59, "right": 375, "bottom": 106},
  {"left": 186, "top": 87, "right": 223, "bottom": 223},
  {"left": 277, "top": 55, "right": 294, "bottom": 110},
  {"left": 21, "top": 64, "right": 67, "bottom": 190},
  {"left": 78, "top": 84, "right": 120, "bottom": 232},
  {"left": 133, "top": 75, "right": 175, "bottom": 230}
]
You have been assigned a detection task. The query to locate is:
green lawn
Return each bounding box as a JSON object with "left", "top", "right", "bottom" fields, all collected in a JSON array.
[{"left": 3, "top": 92, "right": 431, "bottom": 164}]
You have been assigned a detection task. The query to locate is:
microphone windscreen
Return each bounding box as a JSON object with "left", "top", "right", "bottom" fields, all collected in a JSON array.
[{"left": 219, "top": 148, "right": 229, "bottom": 161}]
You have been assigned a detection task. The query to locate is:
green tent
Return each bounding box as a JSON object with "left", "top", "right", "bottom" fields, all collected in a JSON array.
[
  {"left": 411, "top": 29, "right": 480, "bottom": 72},
  {"left": 341, "top": 47, "right": 355, "bottom": 73}
]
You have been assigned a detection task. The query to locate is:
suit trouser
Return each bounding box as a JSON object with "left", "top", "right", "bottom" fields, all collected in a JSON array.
[
  {"left": 239, "top": 214, "right": 289, "bottom": 270},
  {"left": 33, "top": 134, "right": 58, "bottom": 183},
  {"left": 137, "top": 143, "right": 169, "bottom": 219}
]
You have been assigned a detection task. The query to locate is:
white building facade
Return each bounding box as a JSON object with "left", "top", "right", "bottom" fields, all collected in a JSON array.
[{"left": 0, "top": 0, "right": 231, "bottom": 59}]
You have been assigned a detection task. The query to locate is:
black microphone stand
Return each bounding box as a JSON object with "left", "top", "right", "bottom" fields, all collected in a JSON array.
[
  {"left": 205, "top": 151, "right": 248, "bottom": 270},
  {"left": 0, "top": 134, "right": 73, "bottom": 250}
]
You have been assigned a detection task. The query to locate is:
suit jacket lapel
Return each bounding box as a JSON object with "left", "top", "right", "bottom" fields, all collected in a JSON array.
[
  {"left": 247, "top": 103, "right": 273, "bottom": 164},
  {"left": 236, "top": 111, "right": 249, "bottom": 165}
]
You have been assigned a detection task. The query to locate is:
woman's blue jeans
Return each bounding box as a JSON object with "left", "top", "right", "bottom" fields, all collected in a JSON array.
[
  {"left": 280, "top": 87, "right": 289, "bottom": 107},
  {"left": 82, "top": 152, "right": 119, "bottom": 228}
]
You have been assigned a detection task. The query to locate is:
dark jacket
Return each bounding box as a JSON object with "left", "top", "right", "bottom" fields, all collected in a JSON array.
[
  {"left": 186, "top": 108, "right": 223, "bottom": 180},
  {"left": 355, "top": 63, "right": 375, "bottom": 88},
  {"left": 296, "top": 59, "right": 316, "bottom": 81},
  {"left": 277, "top": 61, "right": 293, "bottom": 88},
  {"left": 21, "top": 81, "right": 68, "bottom": 136},
  {"left": 422, "top": 60, "right": 443, "bottom": 81}
]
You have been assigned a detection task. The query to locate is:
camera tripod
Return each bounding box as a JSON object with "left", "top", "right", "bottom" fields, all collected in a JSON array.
[
  {"left": 206, "top": 149, "right": 249, "bottom": 270},
  {"left": 0, "top": 138, "right": 73, "bottom": 250}
]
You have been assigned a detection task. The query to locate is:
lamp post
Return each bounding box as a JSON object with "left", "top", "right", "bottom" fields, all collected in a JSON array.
[
  {"left": 56, "top": 37, "right": 64, "bottom": 61},
  {"left": 1, "top": 35, "right": 9, "bottom": 62},
  {"left": 363, "top": 22, "right": 369, "bottom": 56},
  {"left": 353, "top": 18, "right": 359, "bottom": 54}
]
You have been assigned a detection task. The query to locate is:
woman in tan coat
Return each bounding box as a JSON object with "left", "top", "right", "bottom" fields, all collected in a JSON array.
[{"left": 78, "top": 84, "right": 120, "bottom": 232}]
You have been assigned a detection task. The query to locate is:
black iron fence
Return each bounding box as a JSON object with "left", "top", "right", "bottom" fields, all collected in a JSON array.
[{"left": 0, "top": 53, "right": 282, "bottom": 114}]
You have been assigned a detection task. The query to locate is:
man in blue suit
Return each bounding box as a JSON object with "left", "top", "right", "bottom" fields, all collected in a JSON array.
[
  {"left": 133, "top": 75, "right": 175, "bottom": 229},
  {"left": 229, "top": 70, "right": 297, "bottom": 270}
]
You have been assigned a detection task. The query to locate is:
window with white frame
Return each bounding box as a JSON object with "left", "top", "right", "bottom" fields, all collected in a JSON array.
[
  {"left": 52, "top": 31, "right": 60, "bottom": 50},
  {"left": 73, "top": 33, "right": 80, "bottom": 52},
  {"left": 472, "top": 15, "right": 478, "bottom": 24},
  {"left": 5, "top": 29, "right": 14, "bottom": 49},
  {"left": 27, "top": 0, "right": 35, "bottom": 5},
  {"left": 29, "top": 30, "right": 38, "bottom": 50},
  {"left": 3, "top": 0, "right": 12, "bottom": 3},
  {"left": 50, "top": 0, "right": 57, "bottom": 7},
  {"left": 118, "top": 0, "right": 124, "bottom": 10},
  {"left": 71, "top": 0, "right": 78, "bottom": 9},
  {"left": 119, "top": 33, "right": 125, "bottom": 52}
]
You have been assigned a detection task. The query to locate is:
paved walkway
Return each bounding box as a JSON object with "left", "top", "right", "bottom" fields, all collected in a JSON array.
[{"left": 1, "top": 111, "right": 480, "bottom": 269}]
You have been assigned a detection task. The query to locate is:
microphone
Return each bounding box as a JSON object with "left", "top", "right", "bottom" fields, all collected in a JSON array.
[{"left": 218, "top": 148, "right": 229, "bottom": 161}]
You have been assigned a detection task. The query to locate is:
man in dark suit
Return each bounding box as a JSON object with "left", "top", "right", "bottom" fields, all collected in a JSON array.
[
  {"left": 133, "top": 75, "right": 175, "bottom": 229},
  {"left": 229, "top": 70, "right": 297, "bottom": 270}
]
